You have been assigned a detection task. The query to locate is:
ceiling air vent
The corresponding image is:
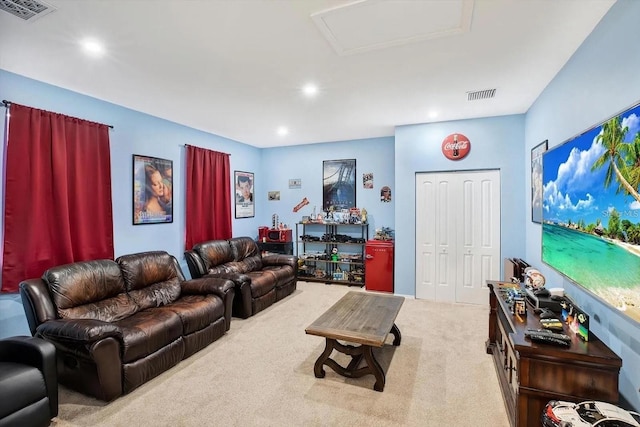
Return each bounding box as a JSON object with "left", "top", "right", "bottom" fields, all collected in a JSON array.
[
  {"left": 0, "top": 0, "right": 56, "bottom": 21},
  {"left": 467, "top": 89, "right": 496, "bottom": 101}
]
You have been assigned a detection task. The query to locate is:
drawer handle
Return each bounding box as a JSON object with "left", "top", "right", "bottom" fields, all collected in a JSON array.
[{"left": 504, "top": 364, "right": 516, "bottom": 372}]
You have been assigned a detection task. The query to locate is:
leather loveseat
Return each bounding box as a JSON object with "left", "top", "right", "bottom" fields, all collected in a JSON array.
[
  {"left": 19, "top": 251, "right": 235, "bottom": 401},
  {"left": 184, "top": 237, "right": 297, "bottom": 318}
]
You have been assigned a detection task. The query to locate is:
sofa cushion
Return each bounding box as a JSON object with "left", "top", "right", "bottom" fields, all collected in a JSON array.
[
  {"left": 262, "top": 265, "right": 295, "bottom": 287},
  {"left": 208, "top": 256, "right": 263, "bottom": 276},
  {"left": 229, "top": 237, "right": 259, "bottom": 261},
  {"left": 115, "top": 309, "right": 183, "bottom": 363},
  {"left": 116, "top": 251, "right": 182, "bottom": 310},
  {"left": 56, "top": 293, "right": 139, "bottom": 323},
  {"left": 194, "top": 240, "right": 234, "bottom": 270},
  {"left": 128, "top": 278, "right": 181, "bottom": 310},
  {"left": 158, "top": 295, "right": 224, "bottom": 335},
  {"left": 43, "top": 260, "right": 137, "bottom": 322},
  {"left": 117, "top": 251, "right": 179, "bottom": 291},
  {"left": 236, "top": 256, "right": 263, "bottom": 273},
  {"left": 245, "top": 271, "right": 276, "bottom": 298}
]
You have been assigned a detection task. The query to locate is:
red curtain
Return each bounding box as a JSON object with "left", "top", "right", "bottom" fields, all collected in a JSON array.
[
  {"left": 185, "top": 145, "right": 232, "bottom": 249},
  {"left": 1, "top": 104, "right": 114, "bottom": 292}
]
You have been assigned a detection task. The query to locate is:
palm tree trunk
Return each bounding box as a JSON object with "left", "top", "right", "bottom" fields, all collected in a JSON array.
[{"left": 613, "top": 162, "right": 640, "bottom": 202}]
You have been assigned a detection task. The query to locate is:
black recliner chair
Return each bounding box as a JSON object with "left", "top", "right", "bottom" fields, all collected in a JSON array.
[{"left": 0, "top": 336, "right": 57, "bottom": 427}]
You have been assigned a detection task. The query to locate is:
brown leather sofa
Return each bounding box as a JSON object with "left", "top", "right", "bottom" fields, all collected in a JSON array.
[
  {"left": 184, "top": 237, "right": 297, "bottom": 318},
  {"left": 19, "top": 251, "right": 235, "bottom": 401}
]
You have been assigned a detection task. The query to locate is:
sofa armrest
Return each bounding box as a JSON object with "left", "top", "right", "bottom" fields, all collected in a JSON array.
[
  {"left": 19, "top": 279, "right": 58, "bottom": 336},
  {"left": 36, "top": 318, "right": 122, "bottom": 345},
  {"left": 202, "top": 272, "right": 252, "bottom": 319},
  {"left": 182, "top": 277, "right": 235, "bottom": 331},
  {"left": 262, "top": 254, "right": 298, "bottom": 271},
  {"left": 205, "top": 271, "right": 251, "bottom": 287},
  {"left": 181, "top": 277, "right": 234, "bottom": 298},
  {"left": 184, "top": 250, "right": 208, "bottom": 279}
]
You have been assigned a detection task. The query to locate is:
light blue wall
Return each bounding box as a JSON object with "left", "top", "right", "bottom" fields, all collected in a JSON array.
[
  {"left": 0, "top": 70, "right": 396, "bottom": 339},
  {"left": 261, "top": 138, "right": 395, "bottom": 234},
  {"left": 1, "top": 0, "right": 639, "bottom": 408},
  {"left": 0, "top": 69, "right": 263, "bottom": 275},
  {"left": 394, "top": 115, "right": 527, "bottom": 296},
  {"left": 524, "top": 0, "right": 640, "bottom": 410}
]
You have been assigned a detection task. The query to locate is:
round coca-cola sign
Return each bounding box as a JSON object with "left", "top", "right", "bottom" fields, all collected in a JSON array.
[{"left": 441, "top": 133, "right": 471, "bottom": 160}]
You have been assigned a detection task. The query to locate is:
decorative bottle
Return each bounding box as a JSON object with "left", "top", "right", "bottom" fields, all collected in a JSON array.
[{"left": 453, "top": 134, "right": 459, "bottom": 157}]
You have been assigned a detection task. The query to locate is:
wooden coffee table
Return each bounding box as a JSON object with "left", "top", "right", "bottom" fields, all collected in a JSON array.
[{"left": 305, "top": 291, "right": 404, "bottom": 392}]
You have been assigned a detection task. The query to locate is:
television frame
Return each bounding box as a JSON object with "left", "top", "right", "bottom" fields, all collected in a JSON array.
[
  {"left": 531, "top": 139, "right": 547, "bottom": 223},
  {"left": 541, "top": 100, "right": 640, "bottom": 325}
]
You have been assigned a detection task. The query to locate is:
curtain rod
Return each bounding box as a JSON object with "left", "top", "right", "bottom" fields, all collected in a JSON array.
[
  {"left": 184, "top": 144, "right": 231, "bottom": 156},
  {"left": 2, "top": 99, "right": 114, "bottom": 129}
]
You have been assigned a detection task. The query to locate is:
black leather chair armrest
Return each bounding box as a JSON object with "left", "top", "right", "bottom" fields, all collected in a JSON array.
[
  {"left": 0, "top": 336, "right": 58, "bottom": 417},
  {"left": 36, "top": 319, "right": 122, "bottom": 345},
  {"left": 0, "top": 335, "right": 56, "bottom": 370},
  {"left": 262, "top": 253, "right": 298, "bottom": 270}
]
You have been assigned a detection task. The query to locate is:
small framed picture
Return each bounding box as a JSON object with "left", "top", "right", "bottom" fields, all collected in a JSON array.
[
  {"left": 289, "top": 179, "right": 301, "bottom": 189},
  {"left": 235, "top": 171, "right": 255, "bottom": 218},
  {"left": 268, "top": 191, "right": 280, "bottom": 201},
  {"left": 363, "top": 172, "right": 373, "bottom": 189}
]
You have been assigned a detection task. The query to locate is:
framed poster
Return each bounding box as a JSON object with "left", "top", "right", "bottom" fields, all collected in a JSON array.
[
  {"left": 323, "top": 159, "right": 356, "bottom": 211},
  {"left": 531, "top": 140, "right": 548, "bottom": 223},
  {"left": 133, "top": 155, "right": 173, "bottom": 225},
  {"left": 235, "top": 171, "right": 255, "bottom": 218}
]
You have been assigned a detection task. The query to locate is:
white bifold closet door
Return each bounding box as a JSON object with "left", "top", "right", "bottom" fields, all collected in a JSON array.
[{"left": 415, "top": 170, "right": 501, "bottom": 305}]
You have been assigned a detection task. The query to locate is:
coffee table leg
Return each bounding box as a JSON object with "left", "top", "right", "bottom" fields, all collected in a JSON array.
[
  {"left": 363, "top": 345, "right": 385, "bottom": 392},
  {"left": 314, "top": 338, "right": 336, "bottom": 378},
  {"left": 390, "top": 323, "right": 402, "bottom": 346}
]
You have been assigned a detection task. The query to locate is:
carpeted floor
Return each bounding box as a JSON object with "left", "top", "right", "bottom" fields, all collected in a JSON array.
[{"left": 52, "top": 281, "right": 509, "bottom": 426}]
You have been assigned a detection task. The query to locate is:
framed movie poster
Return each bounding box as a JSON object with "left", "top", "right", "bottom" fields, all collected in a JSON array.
[
  {"left": 531, "top": 139, "right": 548, "bottom": 223},
  {"left": 235, "top": 171, "right": 255, "bottom": 218},
  {"left": 133, "top": 155, "right": 173, "bottom": 225},
  {"left": 323, "top": 159, "right": 356, "bottom": 211}
]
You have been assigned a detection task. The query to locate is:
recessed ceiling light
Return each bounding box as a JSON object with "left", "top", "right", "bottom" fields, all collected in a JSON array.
[
  {"left": 428, "top": 110, "right": 439, "bottom": 119},
  {"left": 80, "top": 38, "right": 105, "bottom": 57},
  {"left": 277, "top": 126, "right": 289, "bottom": 136},
  {"left": 302, "top": 84, "right": 318, "bottom": 97}
]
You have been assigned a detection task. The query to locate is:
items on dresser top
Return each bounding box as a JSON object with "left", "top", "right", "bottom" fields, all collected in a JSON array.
[
  {"left": 540, "top": 318, "right": 565, "bottom": 331},
  {"left": 524, "top": 329, "right": 572, "bottom": 347},
  {"left": 486, "top": 280, "right": 622, "bottom": 427}
]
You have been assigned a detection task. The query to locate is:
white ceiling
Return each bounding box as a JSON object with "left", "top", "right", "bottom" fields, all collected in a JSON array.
[{"left": 0, "top": 0, "right": 616, "bottom": 148}]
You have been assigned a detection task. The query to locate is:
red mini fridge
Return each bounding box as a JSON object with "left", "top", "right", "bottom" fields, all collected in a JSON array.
[{"left": 365, "top": 240, "right": 394, "bottom": 293}]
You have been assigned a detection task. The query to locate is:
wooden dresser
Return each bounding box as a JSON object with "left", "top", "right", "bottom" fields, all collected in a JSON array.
[{"left": 485, "top": 281, "right": 622, "bottom": 427}]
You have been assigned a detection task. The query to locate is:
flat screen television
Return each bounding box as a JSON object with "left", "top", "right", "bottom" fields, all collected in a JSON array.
[{"left": 541, "top": 100, "right": 640, "bottom": 324}]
